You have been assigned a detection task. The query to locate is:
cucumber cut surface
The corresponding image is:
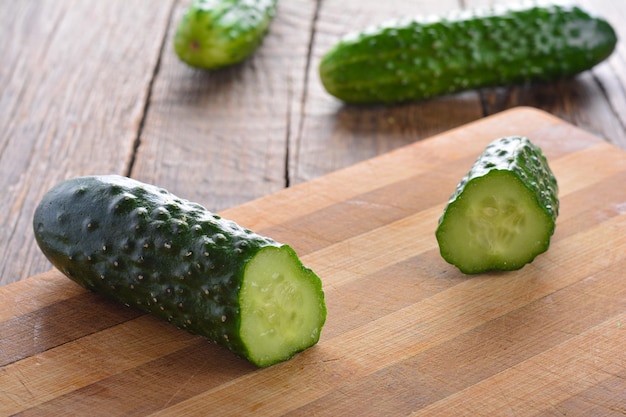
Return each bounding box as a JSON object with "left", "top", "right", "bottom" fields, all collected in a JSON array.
[
  {"left": 240, "top": 245, "right": 325, "bottom": 367},
  {"left": 436, "top": 136, "right": 559, "bottom": 274},
  {"left": 437, "top": 171, "right": 554, "bottom": 274}
]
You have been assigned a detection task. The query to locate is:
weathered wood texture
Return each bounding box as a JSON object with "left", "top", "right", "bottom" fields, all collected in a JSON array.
[
  {"left": 1, "top": 0, "right": 625, "bottom": 286},
  {"left": 0, "top": 0, "right": 175, "bottom": 284},
  {"left": 2, "top": 108, "right": 625, "bottom": 416}
]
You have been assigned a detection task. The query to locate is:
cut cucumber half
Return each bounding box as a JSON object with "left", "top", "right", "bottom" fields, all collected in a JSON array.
[
  {"left": 33, "top": 175, "right": 326, "bottom": 367},
  {"left": 436, "top": 136, "right": 559, "bottom": 274}
]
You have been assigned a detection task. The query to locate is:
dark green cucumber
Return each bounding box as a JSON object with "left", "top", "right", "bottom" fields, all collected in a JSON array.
[
  {"left": 319, "top": 2, "right": 617, "bottom": 104},
  {"left": 33, "top": 175, "right": 326, "bottom": 367},
  {"left": 174, "top": 0, "right": 277, "bottom": 69},
  {"left": 436, "top": 136, "right": 559, "bottom": 274}
]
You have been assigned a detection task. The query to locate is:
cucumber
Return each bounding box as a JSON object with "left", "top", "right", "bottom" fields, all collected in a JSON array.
[
  {"left": 435, "top": 136, "right": 559, "bottom": 274},
  {"left": 33, "top": 175, "right": 326, "bottom": 367},
  {"left": 319, "top": 2, "right": 617, "bottom": 104},
  {"left": 173, "top": 0, "right": 277, "bottom": 70}
]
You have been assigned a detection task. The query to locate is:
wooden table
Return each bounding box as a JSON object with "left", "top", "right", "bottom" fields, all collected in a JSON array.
[{"left": 1, "top": 1, "right": 626, "bottom": 415}]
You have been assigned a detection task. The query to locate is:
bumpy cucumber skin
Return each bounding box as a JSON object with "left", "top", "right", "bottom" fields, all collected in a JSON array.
[
  {"left": 446, "top": 136, "right": 559, "bottom": 223},
  {"left": 174, "top": 0, "right": 277, "bottom": 69},
  {"left": 319, "top": 2, "right": 617, "bottom": 104},
  {"left": 436, "top": 136, "right": 559, "bottom": 274},
  {"left": 33, "top": 175, "right": 324, "bottom": 367}
]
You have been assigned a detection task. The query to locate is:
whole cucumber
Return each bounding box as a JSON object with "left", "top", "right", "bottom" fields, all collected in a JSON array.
[
  {"left": 33, "top": 175, "right": 326, "bottom": 367},
  {"left": 174, "top": 0, "right": 277, "bottom": 69},
  {"left": 319, "top": 2, "right": 617, "bottom": 104},
  {"left": 436, "top": 136, "right": 559, "bottom": 274}
]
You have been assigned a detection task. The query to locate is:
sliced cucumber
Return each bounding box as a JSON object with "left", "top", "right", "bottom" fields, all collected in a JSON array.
[
  {"left": 436, "top": 136, "right": 559, "bottom": 274},
  {"left": 33, "top": 175, "right": 326, "bottom": 367}
]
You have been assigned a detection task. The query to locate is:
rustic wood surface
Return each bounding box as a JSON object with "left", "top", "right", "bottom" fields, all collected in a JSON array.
[
  {"left": 1, "top": 108, "right": 625, "bottom": 416},
  {"left": 1, "top": 0, "right": 625, "bottom": 286}
]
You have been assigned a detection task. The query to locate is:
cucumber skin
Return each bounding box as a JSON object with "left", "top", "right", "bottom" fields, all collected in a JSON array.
[
  {"left": 436, "top": 136, "right": 559, "bottom": 273},
  {"left": 33, "top": 175, "right": 322, "bottom": 367},
  {"left": 319, "top": 2, "right": 617, "bottom": 104},
  {"left": 446, "top": 136, "right": 559, "bottom": 224},
  {"left": 174, "top": 0, "right": 277, "bottom": 70}
]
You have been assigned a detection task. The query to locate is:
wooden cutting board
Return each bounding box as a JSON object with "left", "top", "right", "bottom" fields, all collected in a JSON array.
[{"left": 1, "top": 107, "right": 625, "bottom": 417}]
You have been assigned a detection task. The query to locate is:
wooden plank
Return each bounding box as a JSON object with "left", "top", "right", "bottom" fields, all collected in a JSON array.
[
  {"left": 0, "top": 0, "right": 174, "bottom": 286},
  {"left": 409, "top": 312, "right": 626, "bottom": 416},
  {"left": 130, "top": 0, "right": 318, "bottom": 212},
  {"left": 289, "top": 264, "right": 626, "bottom": 416},
  {"left": 579, "top": 0, "right": 626, "bottom": 147},
  {"left": 0, "top": 272, "right": 84, "bottom": 322},
  {"left": 0, "top": 289, "right": 143, "bottom": 367},
  {"left": 0, "top": 315, "right": 200, "bottom": 416},
  {"left": 2, "top": 108, "right": 625, "bottom": 415}
]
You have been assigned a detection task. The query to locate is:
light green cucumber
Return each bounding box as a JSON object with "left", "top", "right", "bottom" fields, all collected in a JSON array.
[
  {"left": 436, "top": 136, "right": 559, "bottom": 274},
  {"left": 174, "top": 0, "right": 277, "bottom": 69},
  {"left": 33, "top": 175, "right": 326, "bottom": 367}
]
